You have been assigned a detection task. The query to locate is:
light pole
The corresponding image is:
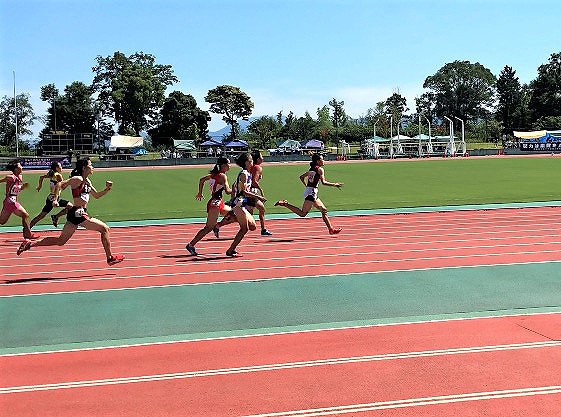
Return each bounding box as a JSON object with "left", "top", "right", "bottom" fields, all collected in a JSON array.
[
  {"left": 454, "top": 116, "right": 466, "bottom": 156},
  {"left": 13, "top": 70, "right": 18, "bottom": 157}
]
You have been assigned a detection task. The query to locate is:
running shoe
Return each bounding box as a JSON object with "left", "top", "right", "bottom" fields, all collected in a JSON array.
[
  {"left": 274, "top": 200, "right": 288, "bottom": 206},
  {"left": 186, "top": 243, "right": 198, "bottom": 256},
  {"left": 329, "top": 228, "right": 342, "bottom": 235},
  {"left": 226, "top": 249, "right": 242, "bottom": 257},
  {"left": 107, "top": 254, "right": 125, "bottom": 265},
  {"left": 212, "top": 226, "right": 220, "bottom": 238},
  {"left": 51, "top": 214, "right": 59, "bottom": 227},
  {"left": 261, "top": 229, "right": 273, "bottom": 236},
  {"left": 17, "top": 239, "right": 31, "bottom": 256}
]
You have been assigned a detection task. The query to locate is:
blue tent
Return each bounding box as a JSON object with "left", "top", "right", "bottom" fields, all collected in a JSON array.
[
  {"left": 132, "top": 147, "right": 148, "bottom": 155},
  {"left": 301, "top": 139, "right": 324, "bottom": 149},
  {"left": 200, "top": 139, "right": 222, "bottom": 147},
  {"left": 224, "top": 140, "right": 249, "bottom": 148}
]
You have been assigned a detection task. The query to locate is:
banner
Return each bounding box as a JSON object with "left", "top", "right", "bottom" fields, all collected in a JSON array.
[
  {"left": 19, "top": 156, "right": 72, "bottom": 170},
  {"left": 520, "top": 141, "right": 561, "bottom": 151}
]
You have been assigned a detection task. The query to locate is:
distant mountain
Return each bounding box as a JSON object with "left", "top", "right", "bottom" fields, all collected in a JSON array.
[{"left": 208, "top": 117, "right": 256, "bottom": 139}]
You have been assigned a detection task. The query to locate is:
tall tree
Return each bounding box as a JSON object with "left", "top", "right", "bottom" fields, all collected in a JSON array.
[
  {"left": 205, "top": 85, "right": 253, "bottom": 140},
  {"left": 496, "top": 66, "right": 525, "bottom": 134},
  {"left": 0, "top": 94, "right": 35, "bottom": 148},
  {"left": 40, "top": 83, "right": 60, "bottom": 133},
  {"left": 148, "top": 91, "right": 210, "bottom": 148},
  {"left": 247, "top": 116, "right": 282, "bottom": 149},
  {"left": 92, "top": 51, "right": 178, "bottom": 134},
  {"left": 57, "top": 82, "right": 96, "bottom": 134},
  {"left": 423, "top": 60, "right": 496, "bottom": 121},
  {"left": 528, "top": 52, "right": 561, "bottom": 125}
]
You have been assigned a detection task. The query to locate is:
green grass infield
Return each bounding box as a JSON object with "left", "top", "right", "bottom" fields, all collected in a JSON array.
[{"left": 2, "top": 156, "right": 561, "bottom": 227}]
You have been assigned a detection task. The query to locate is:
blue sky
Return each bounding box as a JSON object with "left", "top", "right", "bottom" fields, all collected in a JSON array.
[{"left": 1, "top": 0, "right": 560, "bottom": 138}]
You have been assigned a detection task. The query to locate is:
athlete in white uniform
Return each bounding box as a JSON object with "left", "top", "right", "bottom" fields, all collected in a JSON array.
[{"left": 275, "top": 153, "right": 343, "bottom": 235}]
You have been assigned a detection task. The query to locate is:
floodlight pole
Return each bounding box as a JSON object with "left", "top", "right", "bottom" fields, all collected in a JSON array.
[
  {"left": 454, "top": 116, "right": 466, "bottom": 155},
  {"left": 13, "top": 71, "right": 19, "bottom": 157}
]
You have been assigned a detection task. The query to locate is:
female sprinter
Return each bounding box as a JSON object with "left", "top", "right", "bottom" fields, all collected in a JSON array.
[
  {"left": 224, "top": 152, "right": 266, "bottom": 257},
  {"left": 212, "top": 149, "right": 272, "bottom": 237},
  {"left": 185, "top": 157, "right": 232, "bottom": 256},
  {"left": 17, "top": 157, "right": 125, "bottom": 266},
  {"left": 275, "top": 153, "right": 343, "bottom": 235},
  {"left": 29, "top": 161, "right": 71, "bottom": 228},
  {"left": 0, "top": 160, "right": 40, "bottom": 239}
]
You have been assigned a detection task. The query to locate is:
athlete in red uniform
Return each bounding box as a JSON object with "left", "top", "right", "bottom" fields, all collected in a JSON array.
[
  {"left": 16, "top": 158, "right": 125, "bottom": 265},
  {"left": 275, "top": 153, "right": 343, "bottom": 234},
  {"left": 0, "top": 160, "right": 40, "bottom": 239},
  {"left": 213, "top": 150, "right": 272, "bottom": 237},
  {"left": 186, "top": 157, "right": 232, "bottom": 256}
]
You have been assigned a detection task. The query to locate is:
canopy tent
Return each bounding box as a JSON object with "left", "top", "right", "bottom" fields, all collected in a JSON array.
[
  {"left": 412, "top": 134, "right": 432, "bottom": 141},
  {"left": 224, "top": 139, "right": 249, "bottom": 148},
  {"left": 173, "top": 139, "right": 196, "bottom": 151},
  {"left": 301, "top": 139, "right": 324, "bottom": 149},
  {"left": 364, "top": 135, "right": 390, "bottom": 143},
  {"left": 132, "top": 148, "right": 148, "bottom": 155},
  {"left": 513, "top": 130, "right": 547, "bottom": 139},
  {"left": 277, "top": 139, "right": 301, "bottom": 150},
  {"left": 200, "top": 139, "right": 222, "bottom": 147},
  {"left": 109, "top": 135, "right": 143, "bottom": 148}
]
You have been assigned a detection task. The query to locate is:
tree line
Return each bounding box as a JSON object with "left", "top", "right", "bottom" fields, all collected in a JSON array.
[{"left": 1, "top": 50, "right": 560, "bottom": 153}]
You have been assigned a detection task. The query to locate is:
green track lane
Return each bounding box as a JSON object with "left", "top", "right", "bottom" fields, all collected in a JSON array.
[{"left": 2, "top": 262, "right": 560, "bottom": 355}]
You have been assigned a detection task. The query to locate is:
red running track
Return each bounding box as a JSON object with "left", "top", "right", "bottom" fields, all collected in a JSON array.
[
  {"left": 2, "top": 207, "right": 561, "bottom": 296},
  {"left": 2, "top": 208, "right": 561, "bottom": 416},
  {"left": 2, "top": 313, "right": 560, "bottom": 416}
]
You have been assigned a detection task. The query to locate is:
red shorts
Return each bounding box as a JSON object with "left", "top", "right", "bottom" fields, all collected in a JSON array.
[
  {"left": 2, "top": 196, "right": 23, "bottom": 213},
  {"left": 207, "top": 198, "right": 225, "bottom": 213}
]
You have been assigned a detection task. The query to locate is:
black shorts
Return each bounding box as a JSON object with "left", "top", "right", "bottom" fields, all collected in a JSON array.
[
  {"left": 305, "top": 195, "right": 316, "bottom": 202},
  {"left": 67, "top": 206, "right": 89, "bottom": 225},
  {"left": 42, "top": 195, "right": 69, "bottom": 213}
]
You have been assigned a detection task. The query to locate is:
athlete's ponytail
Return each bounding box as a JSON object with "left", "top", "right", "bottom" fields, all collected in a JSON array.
[
  {"left": 47, "top": 161, "right": 59, "bottom": 177},
  {"left": 210, "top": 157, "right": 230, "bottom": 174},
  {"left": 5, "top": 159, "right": 19, "bottom": 173},
  {"left": 310, "top": 153, "right": 322, "bottom": 168},
  {"left": 71, "top": 157, "right": 90, "bottom": 177}
]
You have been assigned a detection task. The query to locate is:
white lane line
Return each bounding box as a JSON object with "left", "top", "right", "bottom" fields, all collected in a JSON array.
[
  {"left": 240, "top": 386, "right": 561, "bottom": 416},
  {"left": 2, "top": 340, "right": 560, "bottom": 394}
]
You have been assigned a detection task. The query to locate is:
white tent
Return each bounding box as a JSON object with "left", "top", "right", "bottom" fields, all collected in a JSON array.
[
  {"left": 110, "top": 135, "right": 144, "bottom": 148},
  {"left": 513, "top": 130, "right": 546, "bottom": 139}
]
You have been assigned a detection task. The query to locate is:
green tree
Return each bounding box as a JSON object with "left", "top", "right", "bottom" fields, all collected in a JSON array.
[
  {"left": 57, "top": 82, "right": 96, "bottom": 134},
  {"left": 529, "top": 52, "right": 561, "bottom": 122},
  {"left": 496, "top": 66, "right": 525, "bottom": 134},
  {"left": 316, "top": 105, "right": 333, "bottom": 142},
  {"left": 329, "top": 98, "right": 347, "bottom": 144},
  {"left": 40, "top": 83, "right": 60, "bottom": 133},
  {"left": 205, "top": 85, "right": 254, "bottom": 140},
  {"left": 149, "top": 91, "right": 210, "bottom": 148},
  {"left": 0, "top": 94, "right": 36, "bottom": 148},
  {"left": 247, "top": 116, "right": 282, "bottom": 149},
  {"left": 423, "top": 60, "right": 496, "bottom": 121},
  {"left": 92, "top": 51, "right": 178, "bottom": 134}
]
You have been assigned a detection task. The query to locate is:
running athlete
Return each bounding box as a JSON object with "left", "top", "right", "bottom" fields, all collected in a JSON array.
[
  {"left": 275, "top": 153, "right": 343, "bottom": 235},
  {"left": 224, "top": 152, "right": 266, "bottom": 257},
  {"left": 17, "top": 157, "right": 125, "bottom": 266},
  {"left": 186, "top": 157, "right": 232, "bottom": 256},
  {"left": 0, "top": 160, "right": 40, "bottom": 239},
  {"left": 29, "top": 161, "right": 72, "bottom": 228},
  {"left": 212, "top": 150, "right": 272, "bottom": 237}
]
